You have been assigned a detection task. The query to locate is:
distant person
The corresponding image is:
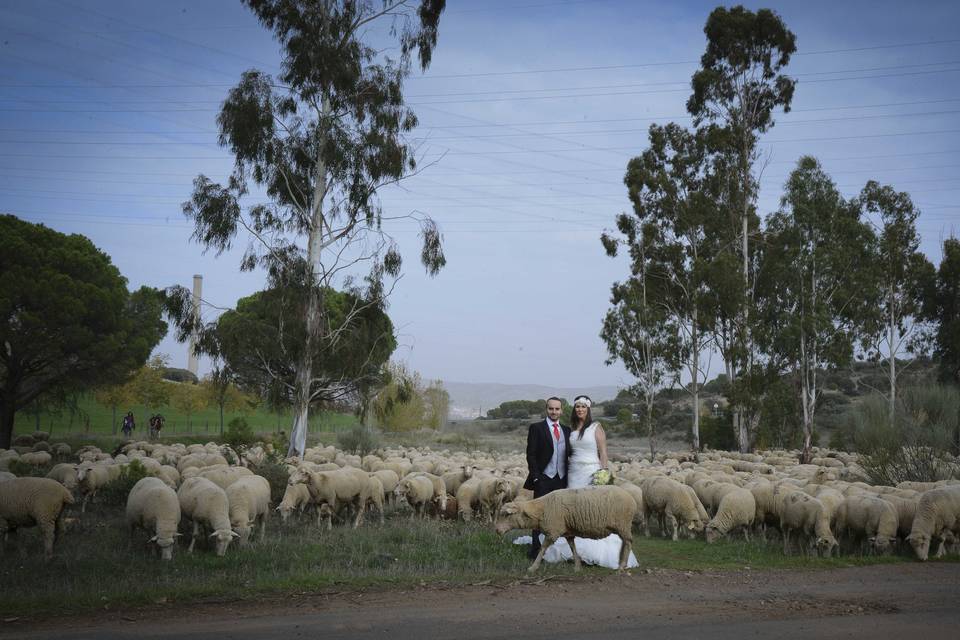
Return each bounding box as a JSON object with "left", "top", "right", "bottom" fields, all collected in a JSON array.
[
  {"left": 121, "top": 411, "right": 135, "bottom": 438},
  {"left": 523, "top": 396, "right": 570, "bottom": 559},
  {"left": 148, "top": 414, "right": 165, "bottom": 440}
]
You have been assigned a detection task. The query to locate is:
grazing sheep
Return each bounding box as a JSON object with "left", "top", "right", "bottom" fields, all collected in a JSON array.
[
  {"left": 612, "top": 479, "right": 647, "bottom": 532},
  {"left": 0, "top": 477, "right": 75, "bottom": 558},
  {"left": 18, "top": 451, "right": 52, "bottom": 467},
  {"left": 364, "top": 475, "right": 385, "bottom": 525},
  {"left": 441, "top": 466, "right": 474, "bottom": 495},
  {"left": 834, "top": 495, "right": 899, "bottom": 554},
  {"left": 409, "top": 472, "right": 448, "bottom": 514},
  {"left": 638, "top": 477, "right": 705, "bottom": 540},
  {"left": 288, "top": 467, "right": 371, "bottom": 528},
  {"left": 198, "top": 466, "right": 254, "bottom": 491},
  {"left": 45, "top": 463, "right": 79, "bottom": 494},
  {"left": 907, "top": 485, "right": 960, "bottom": 561},
  {"left": 455, "top": 477, "right": 484, "bottom": 522},
  {"left": 177, "top": 477, "right": 238, "bottom": 555},
  {"left": 276, "top": 483, "right": 313, "bottom": 523},
  {"left": 369, "top": 469, "right": 399, "bottom": 505},
  {"left": 76, "top": 463, "right": 113, "bottom": 512},
  {"left": 0, "top": 472, "right": 15, "bottom": 483},
  {"left": 477, "top": 476, "right": 512, "bottom": 522},
  {"left": 705, "top": 487, "right": 757, "bottom": 543},
  {"left": 126, "top": 477, "right": 182, "bottom": 560},
  {"left": 226, "top": 475, "right": 271, "bottom": 546},
  {"left": 495, "top": 486, "right": 636, "bottom": 573},
  {"left": 878, "top": 493, "right": 919, "bottom": 539},
  {"left": 395, "top": 475, "right": 435, "bottom": 519},
  {"left": 776, "top": 490, "right": 838, "bottom": 557}
]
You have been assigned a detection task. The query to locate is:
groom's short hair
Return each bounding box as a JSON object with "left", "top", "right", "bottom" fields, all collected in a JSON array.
[{"left": 546, "top": 396, "right": 562, "bottom": 405}]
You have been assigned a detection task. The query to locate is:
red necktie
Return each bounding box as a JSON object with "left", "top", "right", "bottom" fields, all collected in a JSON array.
[{"left": 552, "top": 422, "right": 560, "bottom": 441}]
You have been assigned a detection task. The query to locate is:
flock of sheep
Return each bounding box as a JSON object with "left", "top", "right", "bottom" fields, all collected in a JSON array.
[{"left": 2, "top": 430, "right": 959, "bottom": 571}]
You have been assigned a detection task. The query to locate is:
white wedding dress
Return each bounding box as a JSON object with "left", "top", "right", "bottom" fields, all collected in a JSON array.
[{"left": 515, "top": 423, "right": 639, "bottom": 569}]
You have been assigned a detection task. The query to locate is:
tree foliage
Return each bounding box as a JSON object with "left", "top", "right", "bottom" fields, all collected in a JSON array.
[
  {"left": 686, "top": 5, "right": 797, "bottom": 452},
  {"left": 166, "top": 0, "right": 447, "bottom": 457},
  {"left": 757, "top": 156, "right": 877, "bottom": 460},
  {"left": 0, "top": 215, "right": 165, "bottom": 448},
  {"left": 211, "top": 285, "right": 397, "bottom": 410}
]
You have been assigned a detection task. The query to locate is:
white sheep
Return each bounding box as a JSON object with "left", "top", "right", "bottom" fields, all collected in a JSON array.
[
  {"left": 76, "top": 462, "right": 114, "bottom": 512},
  {"left": 288, "top": 467, "right": 372, "bottom": 528},
  {"left": 477, "top": 476, "right": 512, "bottom": 522},
  {"left": 776, "top": 489, "right": 838, "bottom": 556},
  {"left": 705, "top": 486, "right": 757, "bottom": 543},
  {"left": 45, "top": 463, "right": 79, "bottom": 494},
  {"left": 395, "top": 475, "right": 435, "bottom": 519},
  {"left": 455, "top": 477, "right": 484, "bottom": 522},
  {"left": 495, "top": 486, "right": 636, "bottom": 573},
  {"left": 177, "top": 476, "right": 239, "bottom": 555},
  {"left": 126, "top": 477, "right": 182, "bottom": 560},
  {"left": 226, "top": 475, "right": 271, "bottom": 546},
  {"left": 0, "top": 477, "right": 75, "bottom": 558},
  {"left": 276, "top": 482, "right": 313, "bottom": 523},
  {"left": 834, "top": 495, "right": 899, "bottom": 554},
  {"left": 638, "top": 476, "right": 705, "bottom": 540},
  {"left": 18, "top": 451, "right": 52, "bottom": 467},
  {"left": 907, "top": 485, "right": 960, "bottom": 561}
]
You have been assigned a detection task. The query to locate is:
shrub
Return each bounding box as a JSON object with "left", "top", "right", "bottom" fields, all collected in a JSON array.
[
  {"left": 222, "top": 417, "right": 257, "bottom": 450},
  {"left": 697, "top": 412, "right": 737, "bottom": 451},
  {"left": 254, "top": 456, "right": 292, "bottom": 504},
  {"left": 98, "top": 459, "right": 150, "bottom": 507},
  {"left": 336, "top": 424, "right": 380, "bottom": 457},
  {"left": 849, "top": 386, "right": 959, "bottom": 485}
]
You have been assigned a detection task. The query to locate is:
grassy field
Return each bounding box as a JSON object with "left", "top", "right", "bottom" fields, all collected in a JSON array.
[
  {"left": 12, "top": 393, "right": 359, "bottom": 438},
  {"left": 2, "top": 474, "right": 951, "bottom": 618}
]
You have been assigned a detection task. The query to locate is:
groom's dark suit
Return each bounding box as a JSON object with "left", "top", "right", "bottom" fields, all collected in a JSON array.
[{"left": 524, "top": 417, "right": 571, "bottom": 557}]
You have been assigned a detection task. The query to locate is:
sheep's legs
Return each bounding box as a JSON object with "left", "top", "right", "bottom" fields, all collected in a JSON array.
[
  {"left": 527, "top": 536, "right": 555, "bottom": 573},
  {"left": 618, "top": 535, "right": 632, "bottom": 573},
  {"left": 188, "top": 521, "right": 199, "bottom": 553},
  {"left": 566, "top": 536, "right": 582, "bottom": 572}
]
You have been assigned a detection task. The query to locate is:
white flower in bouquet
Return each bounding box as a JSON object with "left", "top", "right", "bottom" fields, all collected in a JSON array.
[{"left": 590, "top": 469, "right": 612, "bottom": 486}]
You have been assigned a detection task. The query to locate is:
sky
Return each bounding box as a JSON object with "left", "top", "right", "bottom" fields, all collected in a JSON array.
[{"left": 1, "top": 0, "right": 959, "bottom": 390}]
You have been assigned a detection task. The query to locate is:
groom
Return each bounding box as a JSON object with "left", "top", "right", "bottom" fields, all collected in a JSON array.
[{"left": 523, "top": 396, "right": 571, "bottom": 559}]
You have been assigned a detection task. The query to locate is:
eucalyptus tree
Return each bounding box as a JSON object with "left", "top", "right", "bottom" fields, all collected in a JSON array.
[
  {"left": 166, "top": 1, "right": 446, "bottom": 456},
  {"left": 758, "top": 157, "right": 877, "bottom": 462},
  {"left": 208, "top": 285, "right": 396, "bottom": 429},
  {"left": 603, "top": 123, "right": 717, "bottom": 451},
  {"left": 0, "top": 215, "right": 166, "bottom": 448},
  {"left": 687, "top": 6, "right": 797, "bottom": 451},
  {"left": 859, "top": 181, "right": 935, "bottom": 424},
  {"left": 926, "top": 237, "right": 960, "bottom": 452},
  {"left": 601, "top": 274, "right": 672, "bottom": 458},
  {"left": 928, "top": 238, "right": 960, "bottom": 387}
]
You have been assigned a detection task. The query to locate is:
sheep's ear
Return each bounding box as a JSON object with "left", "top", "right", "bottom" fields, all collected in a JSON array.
[
  {"left": 231, "top": 530, "right": 241, "bottom": 538},
  {"left": 149, "top": 535, "right": 158, "bottom": 542}
]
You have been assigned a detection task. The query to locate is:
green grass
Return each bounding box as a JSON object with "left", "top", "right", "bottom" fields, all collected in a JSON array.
[
  {"left": 3, "top": 491, "right": 953, "bottom": 618},
  {"left": 13, "top": 392, "right": 358, "bottom": 438}
]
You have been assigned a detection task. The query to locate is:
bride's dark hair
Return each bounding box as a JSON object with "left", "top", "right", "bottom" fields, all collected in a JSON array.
[{"left": 570, "top": 397, "right": 593, "bottom": 439}]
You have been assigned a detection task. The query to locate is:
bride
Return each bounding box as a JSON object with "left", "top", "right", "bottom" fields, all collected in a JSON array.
[{"left": 542, "top": 395, "right": 639, "bottom": 569}]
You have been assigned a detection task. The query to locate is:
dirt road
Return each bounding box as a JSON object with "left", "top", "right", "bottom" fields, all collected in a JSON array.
[{"left": 4, "top": 563, "right": 958, "bottom": 640}]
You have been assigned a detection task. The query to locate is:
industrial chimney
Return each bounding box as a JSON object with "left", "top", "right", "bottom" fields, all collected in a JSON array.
[{"left": 187, "top": 274, "right": 202, "bottom": 376}]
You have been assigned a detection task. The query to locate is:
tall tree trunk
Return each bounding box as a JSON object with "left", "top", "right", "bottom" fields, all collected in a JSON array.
[
  {"left": 888, "top": 289, "right": 897, "bottom": 426},
  {"left": 690, "top": 308, "right": 701, "bottom": 451},
  {"left": 646, "top": 391, "right": 656, "bottom": 460},
  {"left": 288, "top": 286, "right": 320, "bottom": 457},
  {"left": 0, "top": 397, "right": 14, "bottom": 450}
]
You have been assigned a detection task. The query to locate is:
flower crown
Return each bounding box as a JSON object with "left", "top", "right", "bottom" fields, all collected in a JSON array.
[{"left": 573, "top": 396, "right": 592, "bottom": 408}]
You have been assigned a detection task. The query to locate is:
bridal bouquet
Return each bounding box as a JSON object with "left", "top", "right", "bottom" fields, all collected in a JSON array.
[{"left": 590, "top": 469, "right": 613, "bottom": 486}]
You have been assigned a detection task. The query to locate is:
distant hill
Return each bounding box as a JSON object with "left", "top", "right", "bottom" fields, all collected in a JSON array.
[{"left": 443, "top": 382, "right": 619, "bottom": 419}]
